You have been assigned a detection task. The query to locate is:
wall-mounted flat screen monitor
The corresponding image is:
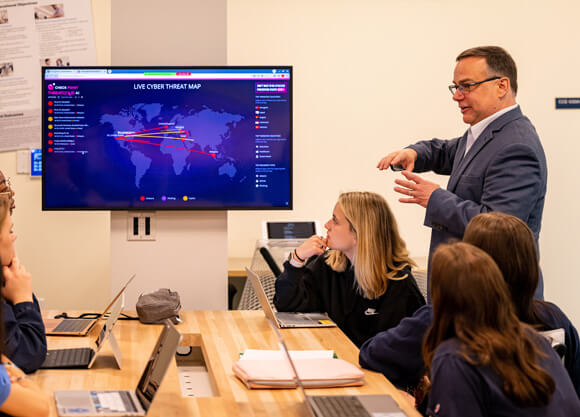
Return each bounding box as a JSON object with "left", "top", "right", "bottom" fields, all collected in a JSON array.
[{"left": 42, "top": 66, "right": 292, "bottom": 210}]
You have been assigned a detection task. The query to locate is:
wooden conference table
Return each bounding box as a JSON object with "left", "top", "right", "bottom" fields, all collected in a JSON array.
[{"left": 35, "top": 310, "right": 420, "bottom": 417}]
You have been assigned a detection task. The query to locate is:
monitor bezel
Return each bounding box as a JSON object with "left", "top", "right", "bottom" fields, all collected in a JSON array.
[{"left": 41, "top": 65, "right": 293, "bottom": 211}]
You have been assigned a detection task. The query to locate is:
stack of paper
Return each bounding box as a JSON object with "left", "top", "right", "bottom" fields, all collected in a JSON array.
[{"left": 233, "top": 349, "right": 365, "bottom": 389}]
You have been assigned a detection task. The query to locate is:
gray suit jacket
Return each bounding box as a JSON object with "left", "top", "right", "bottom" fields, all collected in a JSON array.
[{"left": 409, "top": 106, "right": 547, "bottom": 298}]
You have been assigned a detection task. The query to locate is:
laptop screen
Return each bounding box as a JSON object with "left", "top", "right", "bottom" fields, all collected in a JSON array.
[
  {"left": 267, "top": 320, "right": 317, "bottom": 417},
  {"left": 246, "top": 268, "right": 279, "bottom": 323},
  {"left": 94, "top": 294, "right": 123, "bottom": 351},
  {"left": 266, "top": 221, "right": 317, "bottom": 239},
  {"left": 135, "top": 321, "right": 181, "bottom": 411}
]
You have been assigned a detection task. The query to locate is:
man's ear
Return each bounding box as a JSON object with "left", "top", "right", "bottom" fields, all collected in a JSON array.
[{"left": 497, "top": 77, "right": 511, "bottom": 98}]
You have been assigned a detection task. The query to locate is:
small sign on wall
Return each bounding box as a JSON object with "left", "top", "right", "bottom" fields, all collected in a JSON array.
[
  {"left": 555, "top": 98, "right": 580, "bottom": 109},
  {"left": 31, "top": 148, "right": 42, "bottom": 177}
]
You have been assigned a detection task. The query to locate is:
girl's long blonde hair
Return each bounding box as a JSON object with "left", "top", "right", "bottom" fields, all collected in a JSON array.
[{"left": 325, "top": 191, "right": 415, "bottom": 299}]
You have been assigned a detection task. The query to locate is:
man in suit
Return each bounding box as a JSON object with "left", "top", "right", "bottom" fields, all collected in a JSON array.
[{"left": 377, "top": 46, "right": 547, "bottom": 299}]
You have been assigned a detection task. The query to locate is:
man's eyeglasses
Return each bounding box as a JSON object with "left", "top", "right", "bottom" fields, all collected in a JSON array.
[{"left": 448, "top": 76, "right": 500, "bottom": 95}]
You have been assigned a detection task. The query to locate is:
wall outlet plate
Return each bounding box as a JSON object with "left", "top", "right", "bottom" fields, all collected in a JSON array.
[
  {"left": 127, "top": 212, "right": 156, "bottom": 241},
  {"left": 16, "top": 150, "right": 30, "bottom": 174}
]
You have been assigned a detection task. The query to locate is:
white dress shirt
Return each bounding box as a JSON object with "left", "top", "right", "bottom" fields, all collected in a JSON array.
[{"left": 465, "top": 104, "right": 519, "bottom": 155}]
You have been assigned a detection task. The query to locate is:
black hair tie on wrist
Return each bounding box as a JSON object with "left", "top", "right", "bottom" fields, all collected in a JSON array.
[{"left": 294, "top": 249, "right": 305, "bottom": 262}]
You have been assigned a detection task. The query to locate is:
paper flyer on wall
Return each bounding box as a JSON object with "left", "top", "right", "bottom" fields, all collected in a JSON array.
[{"left": 0, "top": 0, "right": 96, "bottom": 152}]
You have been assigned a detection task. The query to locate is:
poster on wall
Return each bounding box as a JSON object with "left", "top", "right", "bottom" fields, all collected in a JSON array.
[{"left": 0, "top": 0, "right": 96, "bottom": 152}]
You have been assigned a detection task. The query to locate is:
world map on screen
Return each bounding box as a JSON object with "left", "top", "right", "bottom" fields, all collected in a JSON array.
[{"left": 100, "top": 103, "right": 244, "bottom": 188}]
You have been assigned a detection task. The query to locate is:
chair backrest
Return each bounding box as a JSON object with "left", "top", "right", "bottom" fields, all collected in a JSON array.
[
  {"left": 237, "top": 242, "right": 287, "bottom": 310},
  {"left": 539, "top": 328, "right": 566, "bottom": 362},
  {"left": 413, "top": 268, "right": 428, "bottom": 301},
  {"left": 238, "top": 271, "right": 276, "bottom": 310}
]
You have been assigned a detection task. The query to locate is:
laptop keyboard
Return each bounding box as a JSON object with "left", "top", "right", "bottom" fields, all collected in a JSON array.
[
  {"left": 52, "top": 319, "right": 93, "bottom": 333},
  {"left": 92, "top": 391, "right": 137, "bottom": 413},
  {"left": 42, "top": 347, "right": 94, "bottom": 368},
  {"left": 310, "top": 396, "right": 372, "bottom": 417}
]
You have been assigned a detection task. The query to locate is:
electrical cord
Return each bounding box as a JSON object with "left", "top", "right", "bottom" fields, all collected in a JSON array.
[{"left": 52, "top": 312, "right": 139, "bottom": 320}]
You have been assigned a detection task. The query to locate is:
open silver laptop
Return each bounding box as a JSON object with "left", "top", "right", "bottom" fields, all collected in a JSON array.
[
  {"left": 269, "top": 320, "right": 408, "bottom": 417},
  {"left": 44, "top": 274, "right": 136, "bottom": 336},
  {"left": 246, "top": 267, "right": 336, "bottom": 328},
  {"left": 41, "top": 293, "right": 124, "bottom": 369},
  {"left": 261, "top": 220, "right": 321, "bottom": 249},
  {"left": 54, "top": 320, "right": 181, "bottom": 416}
]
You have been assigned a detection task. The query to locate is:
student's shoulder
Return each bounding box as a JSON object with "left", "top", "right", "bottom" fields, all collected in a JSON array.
[
  {"left": 389, "top": 267, "right": 425, "bottom": 299},
  {"left": 536, "top": 301, "right": 573, "bottom": 328},
  {"left": 411, "top": 304, "right": 433, "bottom": 322},
  {"left": 434, "top": 338, "right": 462, "bottom": 358},
  {"left": 389, "top": 264, "right": 415, "bottom": 283},
  {"left": 431, "top": 340, "right": 477, "bottom": 380},
  {"left": 306, "top": 253, "right": 336, "bottom": 272},
  {"left": 431, "top": 340, "right": 484, "bottom": 383}
]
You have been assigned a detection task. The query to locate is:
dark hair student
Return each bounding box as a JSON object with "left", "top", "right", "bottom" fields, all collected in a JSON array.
[
  {"left": 0, "top": 256, "right": 50, "bottom": 416},
  {"left": 423, "top": 242, "right": 580, "bottom": 416},
  {"left": 360, "top": 212, "right": 580, "bottom": 400}
]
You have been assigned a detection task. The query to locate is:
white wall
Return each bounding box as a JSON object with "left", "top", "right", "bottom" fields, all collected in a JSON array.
[
  {"left": 108, "top": 0, "right": 228, "bottom": 310},
  {"left": 2, "top": 1, "right": 579, "bottom": 324},
  {"left": 0, "top": 0, "right": 112, "bottom": 310},
  {"left": 226, "top": 0, "right": 580, "bottom": 325}
]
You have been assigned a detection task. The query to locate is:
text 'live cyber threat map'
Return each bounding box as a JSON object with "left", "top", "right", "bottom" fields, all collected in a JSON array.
[{"left": 42, "top": 68, "right": 292, "bottom": 209}]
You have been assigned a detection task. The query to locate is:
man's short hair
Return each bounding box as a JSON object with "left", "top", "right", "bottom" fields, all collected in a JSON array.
[{"left": 456, "top": 46, "right": 518, "bottom": 95}]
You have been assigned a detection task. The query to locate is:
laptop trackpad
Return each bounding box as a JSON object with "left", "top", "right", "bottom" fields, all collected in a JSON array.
[
  {"left": 358, "top": 394, "right": 404, "bottom": 415},
  {"left": 304, "top": 313, "right": 330, "bottom": 321},
  {"left": 55, "top": 391, "right": 96, "bottom": 414},
  {"left": 277, "top": 312, "right": 313, "bottom": 322}
]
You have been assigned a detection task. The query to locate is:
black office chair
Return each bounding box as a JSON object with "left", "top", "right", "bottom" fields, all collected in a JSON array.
[{"left": 228, "top": 284, "right": 238, "bottom": 310}]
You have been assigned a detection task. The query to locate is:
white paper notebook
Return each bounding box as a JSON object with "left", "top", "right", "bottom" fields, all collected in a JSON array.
[
  {"left": 233, "top": 352, "right": 365, "bottom": 389},
  {"left": 240, "top": 349, "right": 334, "bottom": 360}
]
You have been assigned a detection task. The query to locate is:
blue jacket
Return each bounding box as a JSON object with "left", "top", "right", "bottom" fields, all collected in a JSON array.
[
  {"left": 359, "top": 302, "right": 580, "bottom": 398},
  {"left": 3, "top": 294, "right": 47, "bottom": 373},
  {"left": 359, "top": 304, "right": 432, "bottom": 389},
  {"left": 409, "top": 106, "right": 547, "bottom": 299}
]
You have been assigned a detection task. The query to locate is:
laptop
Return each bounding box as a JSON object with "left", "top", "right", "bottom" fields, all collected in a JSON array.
[
  {"left": 261, "top": 220, "right": 321, "bottom": 249},
  {"left": 41, "top": 292, "right": 124, "bottom": 369},
  {"left": 269, "top": 320, "right": 409, "bottom": 417},
  {"left": 44, "top": 274, "right": 136, "bottom": 336},
  {"left": 54, "top": 320, "right": 181, "bottom": 416},
  {"left": 262, "top": 220, "right": 321, "bottom": 241},
  {"left": 245, "top": 267, "right": 336, "bottom": 328}
]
